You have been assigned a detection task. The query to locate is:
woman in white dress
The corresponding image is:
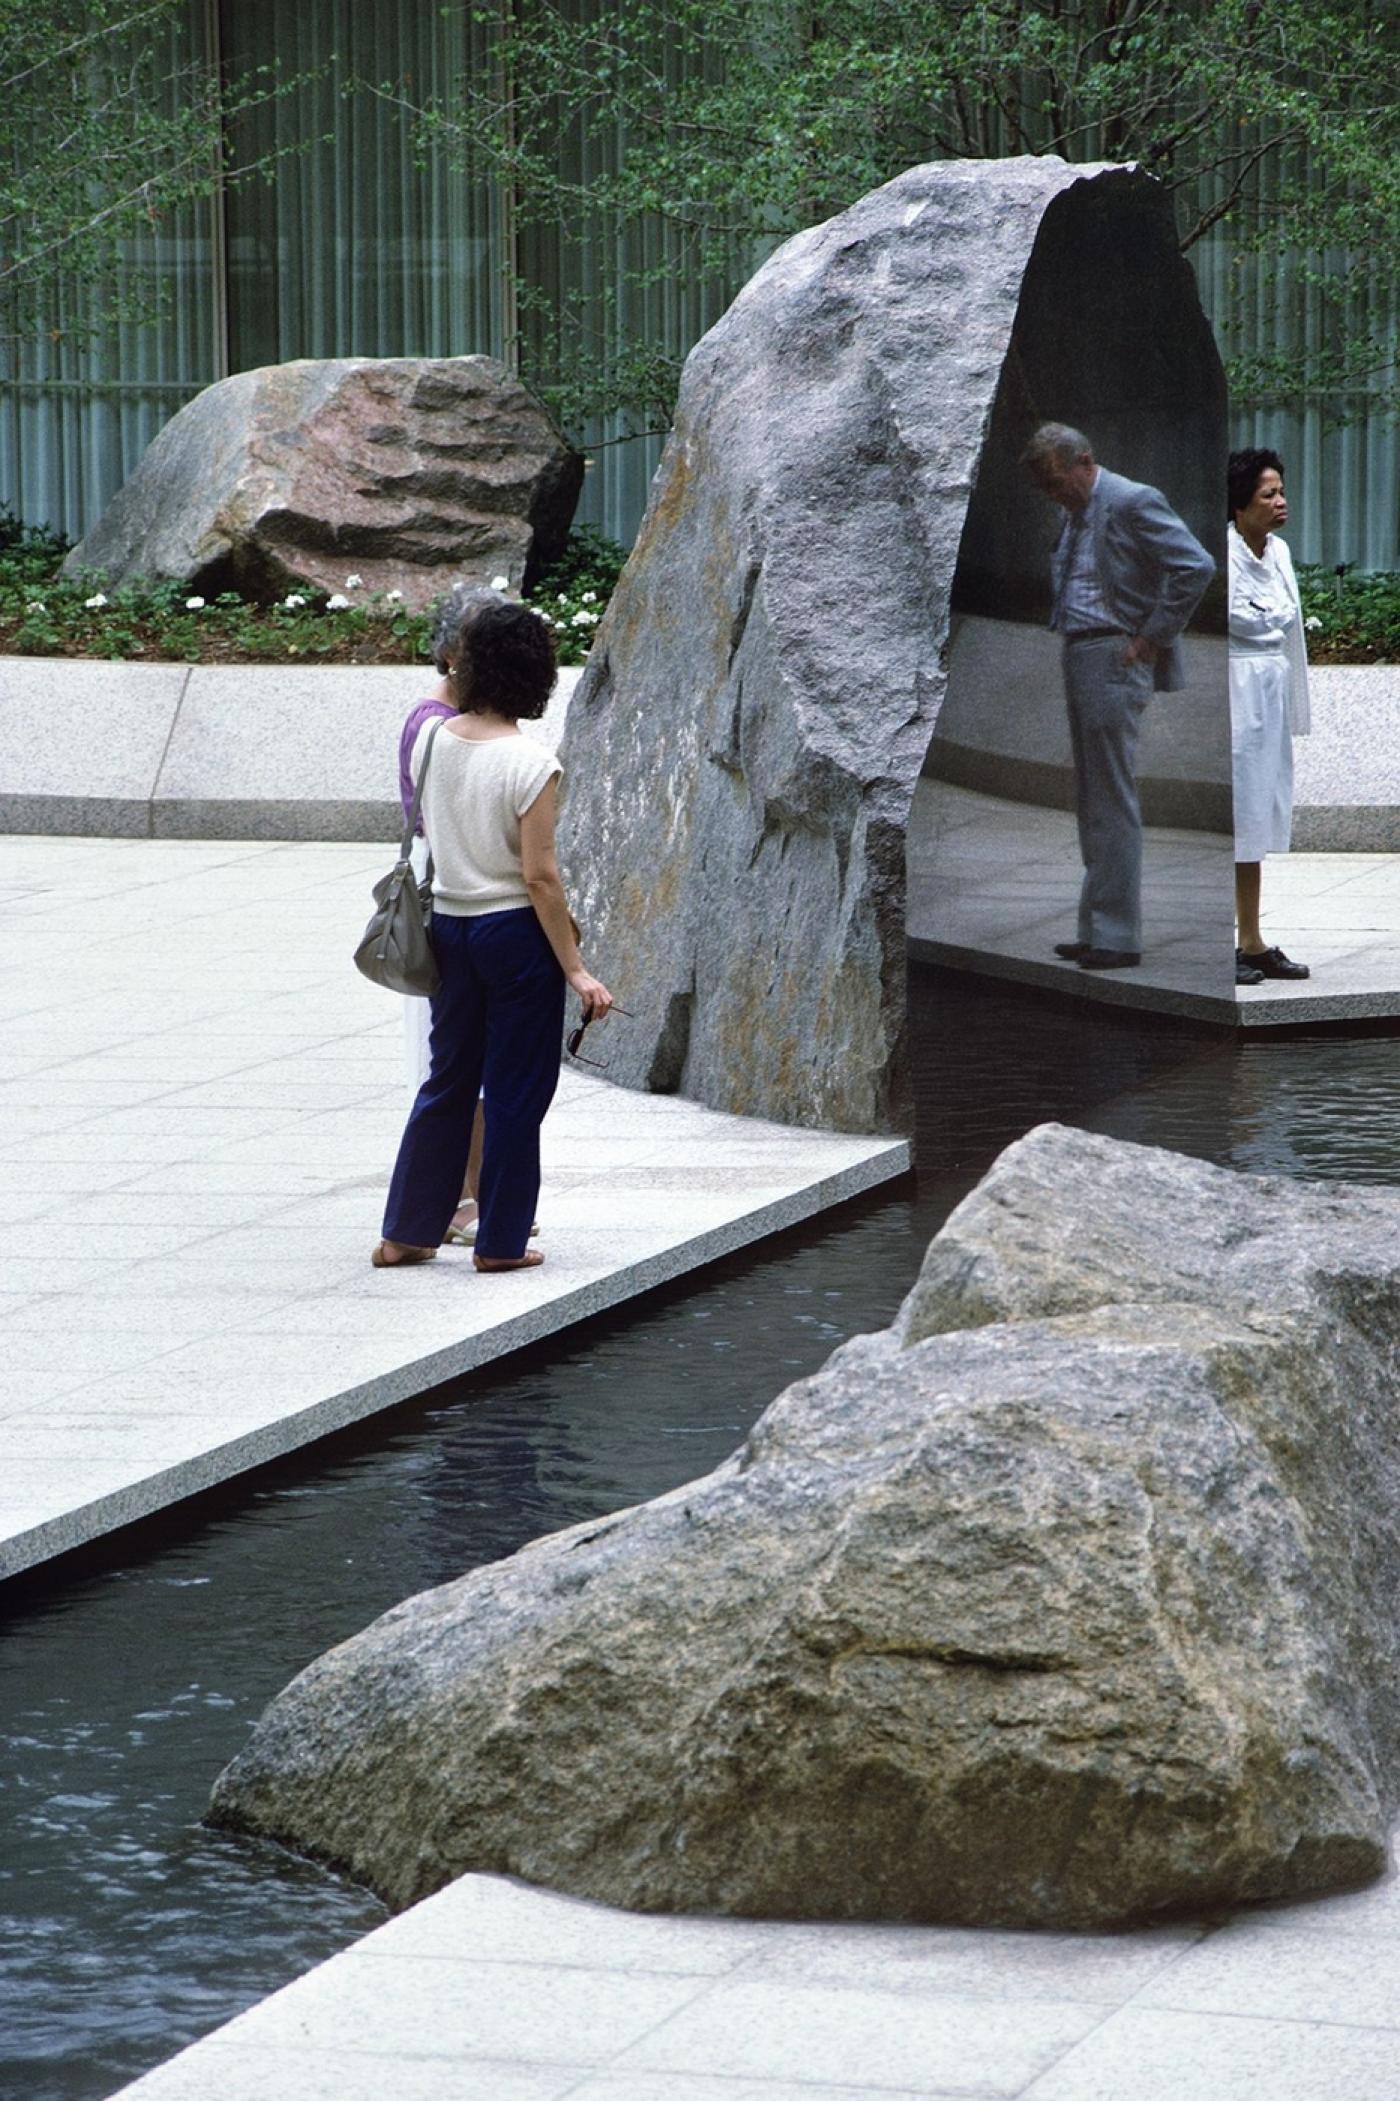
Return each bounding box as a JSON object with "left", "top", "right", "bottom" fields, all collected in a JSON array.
[{"left": 1228, "top": 449, "right": 1311, "bottom": 985}]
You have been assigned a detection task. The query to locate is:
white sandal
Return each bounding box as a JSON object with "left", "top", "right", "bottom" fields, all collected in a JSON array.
[{"left": 444, "top": 1201, "right": 540, "bottom": 1247}]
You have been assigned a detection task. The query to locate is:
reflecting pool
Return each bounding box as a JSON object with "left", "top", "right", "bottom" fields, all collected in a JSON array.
[{"left": 3, "top": 963, "right": 1399, "bottom": 2101}]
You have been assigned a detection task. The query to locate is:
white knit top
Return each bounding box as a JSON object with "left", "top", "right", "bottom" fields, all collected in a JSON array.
[{"left": 411, "top": 725, "right": 562, "bottom": 918}]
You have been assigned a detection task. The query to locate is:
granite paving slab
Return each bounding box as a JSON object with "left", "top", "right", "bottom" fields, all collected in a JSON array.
[
  {"left": 109, "top": 1862, "right": 1400, "bottom": 2101},
  {"left": 0, "top": 835, "right": 906, "bottom": 1582}
]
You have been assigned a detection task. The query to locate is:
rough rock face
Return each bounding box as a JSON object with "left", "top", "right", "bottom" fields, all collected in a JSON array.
[
  {"left": 557, "top": 158, "right": 1218, "bottom": 1132},
  {"left": 63, "top": 356, "right": 581, "bottom": 608},
  {"left": 210, "top": 1126, "right": 1400, "bottom": 1929}
]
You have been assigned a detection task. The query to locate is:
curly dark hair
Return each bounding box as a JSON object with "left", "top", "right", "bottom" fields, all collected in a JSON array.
[
  {"left": 1228, "top": 447, "right": 1285, "bottom": 520},
  {"left": 432, "top": 591, "right": 557, "bottom": 721}
]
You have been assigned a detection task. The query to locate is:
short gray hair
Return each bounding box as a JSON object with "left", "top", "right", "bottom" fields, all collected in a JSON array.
[
  {"left": 430, "top": 581, "right": 504, "bottom": 675},
  {"left": 1022, "top": 422, "right": 1094, "bottom": 470}
]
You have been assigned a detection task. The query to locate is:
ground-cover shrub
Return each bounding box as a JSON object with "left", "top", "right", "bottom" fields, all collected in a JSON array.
[
  {"left": 0, "top": 511, "right": 624, "bottom": 669},
  {"left": 1297, "top": 566, "right": 1400, "bottom": 665},
  {"left": 531, "top": 525, "right": 627, "bottom": 664},
  {"left": 6, "top": 507, "right": 1397, "bottom": 667}
]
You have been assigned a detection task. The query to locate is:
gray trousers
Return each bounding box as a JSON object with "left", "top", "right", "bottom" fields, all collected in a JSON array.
[{"left": 1062, "top": 636, "right": 1153, "bottom": 953}]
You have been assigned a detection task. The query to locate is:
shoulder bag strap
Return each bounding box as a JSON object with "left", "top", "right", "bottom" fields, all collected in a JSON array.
[{"left": 401, "top": 717, "right": 444, "bottom": 883}]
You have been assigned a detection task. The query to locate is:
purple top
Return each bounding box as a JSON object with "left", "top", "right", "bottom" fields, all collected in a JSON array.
[{"left": 398, "top": 696, "right": 456, "bottom": 830}]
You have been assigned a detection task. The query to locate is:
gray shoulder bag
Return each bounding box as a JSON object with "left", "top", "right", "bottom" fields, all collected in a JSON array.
[{"left": 353, "top": 719, "right": 444, "bottom": 998}]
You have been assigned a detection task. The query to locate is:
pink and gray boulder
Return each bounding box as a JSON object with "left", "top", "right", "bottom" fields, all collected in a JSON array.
[{"left": 62, "top": 355, "right": 581, "bottom": 609}]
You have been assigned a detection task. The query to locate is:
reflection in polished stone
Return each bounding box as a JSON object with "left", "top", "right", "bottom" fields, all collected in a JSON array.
[
  {"left": 908, "top": 779, "right": 1237, "bottom": 1023},
  {"left": 906, "top": 166, "right": 1240, "bottom": 1018}
]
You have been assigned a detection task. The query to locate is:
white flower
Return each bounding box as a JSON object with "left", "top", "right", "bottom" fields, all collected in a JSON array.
[
  {"left": 84, "top": 592, "right": 108, "bottom": 609},
  {"left": 582, "top": 590, "right": 597, "bottom": 603},
  {"left": 490, "top": 574, "right": 509, "bottom": 592},
  {"left": 1305, "top": 614, "right": 1323, "bottom": 631},
  {"left": 571, "top": 608, "right": 599, "bottom": 627},
  {"left": 283, "top": 593, "right": 307, "bottom": 609},
  {"left": 185, "top": 595, "right": 206, "bottom": 610},
  {"left": 26, "top": 600, "right": 46, "bottom": 614},
  {"left": 385, "top": 588, "right": 404, "bottom": 602},
  {"left": 325, "top": 592, "right": 351, "bottom": 610},
  {"left": 344, "top": 573, "right": 364, "bottom": 590},
  {"left": 557, "top": 593, "right": 568, "bottom": 605}
]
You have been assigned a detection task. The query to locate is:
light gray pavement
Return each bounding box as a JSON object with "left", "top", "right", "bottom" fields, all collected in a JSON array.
[
  {"left": 908, "top": 780, "right": 1400, "bottom": 1025},
  {"left": 0, "top": 834, "right": 906, "bottom": 1581},
  {"left": 111, "top": 1856, "right": 1400, "bottom": 2100}
]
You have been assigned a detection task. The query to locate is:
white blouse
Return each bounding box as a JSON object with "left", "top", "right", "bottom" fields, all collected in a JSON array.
[{"left": 411, "top": 726, "right": 562, "bottom": 917}]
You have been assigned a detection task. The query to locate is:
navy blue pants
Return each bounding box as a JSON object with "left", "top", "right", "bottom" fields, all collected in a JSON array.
[{"left": 382, "top": 906, "right": 565, "bottom": 1260}]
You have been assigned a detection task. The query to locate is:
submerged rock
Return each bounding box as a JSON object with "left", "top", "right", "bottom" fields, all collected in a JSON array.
[
  {"left": 63, "top": 356, "right": 581, "bottom": 608},
  {"left": 209, "top": 1126, "right": 1400, "bottom": 1929}
]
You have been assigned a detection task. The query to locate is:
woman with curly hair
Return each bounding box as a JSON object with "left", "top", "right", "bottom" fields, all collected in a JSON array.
[{"left": 373, "top": 587, "right": 611, "bottom": 1272}]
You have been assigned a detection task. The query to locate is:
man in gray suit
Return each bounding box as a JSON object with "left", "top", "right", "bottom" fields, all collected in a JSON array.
[{"left": 1024, "top": 423, "right": 1215, "bottom": 970}]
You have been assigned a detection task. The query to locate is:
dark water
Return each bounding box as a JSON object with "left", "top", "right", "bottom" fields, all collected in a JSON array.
[{"left": 3, "top": 965, "right": 1400, "bottom": 2101}]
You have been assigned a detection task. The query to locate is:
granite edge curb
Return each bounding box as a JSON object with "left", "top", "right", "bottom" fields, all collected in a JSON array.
[
  {"left": 0, "top": 1138, "right": 910, "bottom": 1585},
  {"left": 3, "top": 657, "right": 1396, "bottom": 844}
]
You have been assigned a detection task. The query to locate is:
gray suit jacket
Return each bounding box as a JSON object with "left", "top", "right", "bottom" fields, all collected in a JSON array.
[{"left": 1060, "top": 467, "right": 1216, "bottom": 692}]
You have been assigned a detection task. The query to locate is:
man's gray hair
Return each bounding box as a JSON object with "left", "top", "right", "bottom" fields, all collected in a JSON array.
[
  {"left": 1022, "top": 422, "right": 1094, "bottom": 470},
  {"left": 430, "top": 581, "right": 504, "bottom": 675}
]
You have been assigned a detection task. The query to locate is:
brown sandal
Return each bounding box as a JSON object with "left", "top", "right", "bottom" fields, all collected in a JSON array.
[
  {"left": 371, "top": 1241, "right": 437, "bottom": 1268},
  {"left": 473, "top": 1249, "right": 545, "bottom": 1272}
]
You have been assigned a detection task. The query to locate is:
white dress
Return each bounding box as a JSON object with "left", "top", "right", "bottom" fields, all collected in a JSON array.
[
  {"left": 402, "top": 833, "right": 435, "bottom": 1093},
  {"left": 1228, "top": 523, "right": 1311, "bottom": 863}
]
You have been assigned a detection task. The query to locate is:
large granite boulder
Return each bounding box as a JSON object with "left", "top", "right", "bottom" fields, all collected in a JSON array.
[
  {"left": 210, "top": 1127, "right": 1400, "bottom": 1928},
  {"left": 557, "top": 158, "right": 1223, "bottom": 1132},
  {"left": 63, "top": 356, "right": 581, "bottom": 608}
]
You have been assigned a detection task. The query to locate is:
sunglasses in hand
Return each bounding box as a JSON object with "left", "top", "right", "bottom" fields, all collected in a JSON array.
[{"left": 566, "top": 1003, "right": 632, "bottom": 1066}]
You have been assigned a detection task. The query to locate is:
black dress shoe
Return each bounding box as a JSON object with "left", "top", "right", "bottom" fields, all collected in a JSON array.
[
  {"left": 1054, "top": 941, "right": 1089, "bottom": 960},
  {"left": 1238, "top": 945, "right": 1310, "bottom": 980},
  {"left": 1235, "top": 956, "right": 1266, "bottom": 986},
  {"left": 1078, "top": 947, "right": 1141, "bottom": 970}
]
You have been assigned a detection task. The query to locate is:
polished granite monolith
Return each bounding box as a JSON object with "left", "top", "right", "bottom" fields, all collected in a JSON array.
[{"left": 557, "top": 158, "right": 1226, "bottom": 1131}]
